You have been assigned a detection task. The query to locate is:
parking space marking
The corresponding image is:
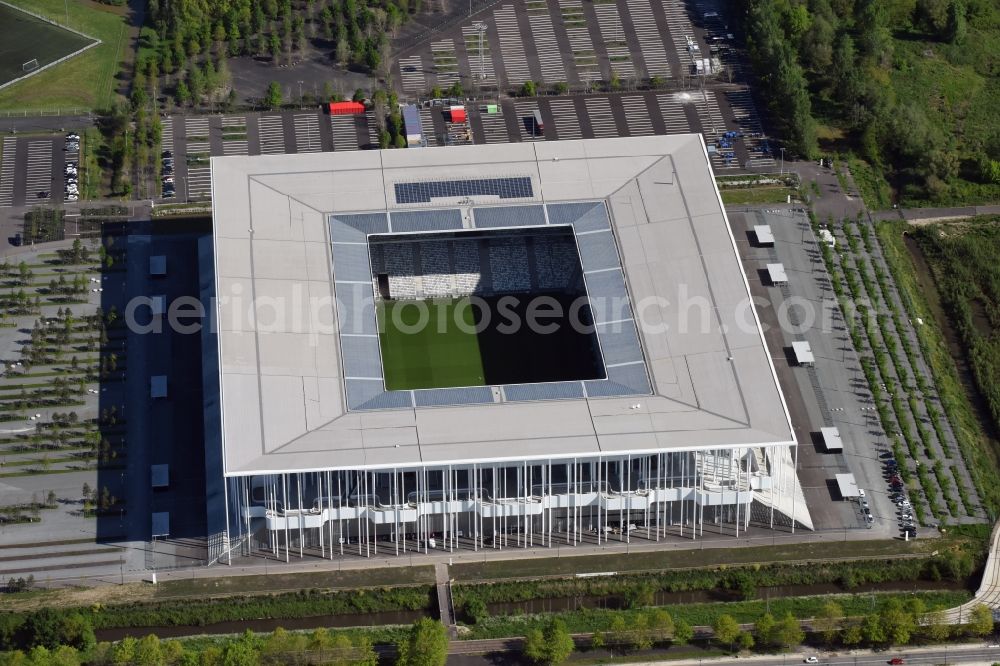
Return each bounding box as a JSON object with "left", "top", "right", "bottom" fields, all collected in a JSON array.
[
  {"left": 293, "top": 113, "right": 321, "bottom": 153},
  {"left": 625, "top": 0, "right": 671, "bottom": 78},
  {"left": 330, "top": 114, "right": 360, "bottom": 151},
  {"left": 462, "top": 24, "right": 497, "bottom": 85},
  {"left": 524, "top": 0, "right": 567, "bottom": 84},
  {"left": 727, "top": 89, "right": 775, "bottom": 167},
  {"left": 494, "top": 5, "right": 531, "bottom": 85},
  {"left": 365, "top": 111, "right": 381, "bottom": 147},
  {"left": 584, "top": 97, "right": 619, "bottom": 138},
  {"left": 258, "top": 116, "right": 286, "bottom": 154},
  {"left": 418, "top": 107, "right": 438, "bottom": 147},
  {"left": 660, "top": 0, "right": 698, "bottom": 73},
  {"left": 594, "top": 3, "right": 634, "bottom": 78},
  {"left": 693, "top": 89, "right": 726, "bottom": 138},
  {"left": 622, "top": 96, "right": 654, "bottom": 136},
  {"left": 161, "top": 119, "right": 174, "bottom": 153},
  {"left": 186, "top": 167, "right": 212, "bottom": 200},
  {"left": 399, "top": 55, "right": 427, "bottom": 93},
  {"left": 0, "top": 137, "right": 16, "bottom": 207},
  {"left": 431, "top": 40, "right": 460, "bottom": 89},
  {"left": 26, "top": 141, "right": 53, "bottom": 203},
  {"left": 221, "top": 115, "right": 248, "bottom": 156},
  {"left": 477, "top": 108, "right": 509, "bottom": 144},
  {"left": 549, "top": 99, "right": 581, "bottom": 139},
  {"left": 559, "top": 0, "right": 601, "bottom": 82},
  {"left": 656, "top": 94, "right": 691, "bottom": 133},
  {"left": 513, "top": 100, "right": 543, "bottom": 141}
]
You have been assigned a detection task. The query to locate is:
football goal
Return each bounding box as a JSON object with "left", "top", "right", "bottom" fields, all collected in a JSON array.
[{"left": 21, "top": 59, "right": 39, "bottom": 73}]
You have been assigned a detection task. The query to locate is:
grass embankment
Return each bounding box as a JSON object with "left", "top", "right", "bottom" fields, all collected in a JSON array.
[
  {"left": 0, "top": 0, "right": 126, "bottom": 111},
  {"left": 721, "top": 186, "right": 796, "bottom": 205},
  {"left": 451, "top": 537, "right": 940, "bottom": 581},
  {"left": 452, "top": 553, "right": 977, "bottom": 613},
  {"left": 877, "top": 219, "right": 1000, "bottom": 515}
]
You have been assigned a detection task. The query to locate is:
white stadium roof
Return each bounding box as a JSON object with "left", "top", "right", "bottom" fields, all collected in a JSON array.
[{"left": 209, "top": 135, "right": 795, "bottom": 476}]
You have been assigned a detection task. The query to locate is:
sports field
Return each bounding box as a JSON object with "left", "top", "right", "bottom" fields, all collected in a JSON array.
[
  {"left": 0, "top": 4, "right": 95, "bottom": 87},
  {"left": 377, "top": 295, "right": 605, "bottom": 391}
]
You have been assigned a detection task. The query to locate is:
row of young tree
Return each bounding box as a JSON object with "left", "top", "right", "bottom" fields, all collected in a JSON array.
[
  {"left": 0, "top": 617, "right": 445, "bottom": 666},
  {"left": 143, "top": 0, "right": 418, "bottom": 109},
  {"left": 736, "top": 0, "right": 997, "bottom": 199}
]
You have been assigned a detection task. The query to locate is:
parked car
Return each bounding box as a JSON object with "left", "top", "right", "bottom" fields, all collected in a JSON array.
[{"left": 889, "top": 658, "right": 905, "bottom": 665}]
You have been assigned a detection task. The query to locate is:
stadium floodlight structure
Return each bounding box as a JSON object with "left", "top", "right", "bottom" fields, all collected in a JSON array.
[{"left": 204, "top": 135, "right": 812, "bottom": 565}]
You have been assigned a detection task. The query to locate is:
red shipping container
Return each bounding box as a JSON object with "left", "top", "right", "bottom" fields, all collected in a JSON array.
[
  {"left": 329, "top": 101, "right": 366, "bottom": 115},
  {"left": 449, "top": 106, "right": 466, "bottom": 123}
]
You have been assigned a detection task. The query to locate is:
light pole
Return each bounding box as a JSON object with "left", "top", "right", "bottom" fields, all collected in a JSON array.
[
  {"left": 298, "top": 80, "right": 304, "bottom": 105},
  {"left": 780, "top": 147, "right": 785, "bottom": 175}
]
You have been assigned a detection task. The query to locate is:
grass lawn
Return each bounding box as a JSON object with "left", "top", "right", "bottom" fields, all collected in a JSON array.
[
  {"left": 0, "top": 4, "right": 95, "bottom": 86},
  {"left": 0, "top": 0, "right": 127, "bottom": 111},
  {"left": 154, "top": 565, "right": 437, "bottom": 600},
  {"left": 377, "top": 298, "right": 486, "bottom": 390},
  {"left": 720, "top": 186, "right": 796, "bottom": 206},
  {"left": 451, "top": 538, "right": 937, "bottom": 581}
]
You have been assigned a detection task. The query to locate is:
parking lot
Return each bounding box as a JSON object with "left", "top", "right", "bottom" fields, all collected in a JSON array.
[{"left": 0, "top": 133, "right": 78, "bottom": 208}]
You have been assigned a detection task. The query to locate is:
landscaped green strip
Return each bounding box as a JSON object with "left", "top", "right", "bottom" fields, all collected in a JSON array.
[{"left": 876, "top": 220, "right": 1000, "bottom": 515}]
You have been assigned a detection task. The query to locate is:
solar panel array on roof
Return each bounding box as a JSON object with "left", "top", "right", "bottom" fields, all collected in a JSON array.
[{"left": 394, "top": 177, "right": 533, "bottom": 204}]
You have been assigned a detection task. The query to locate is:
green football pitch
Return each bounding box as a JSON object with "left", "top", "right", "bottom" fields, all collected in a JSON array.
[
  {"left": 377, "top": 299, "right": 486, "bottom": 391},
  {"left": 376, "top": 295, "right": 605, "bottom": 391},
  {"left": 0, "top": 4, "right": 95, "bottom": 87}
]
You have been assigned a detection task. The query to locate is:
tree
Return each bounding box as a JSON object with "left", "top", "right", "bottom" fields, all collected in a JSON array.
[
  {"left": 968, "top": 604, "right": 994, "bottom": 637},
  {"left": 841, "top": 621, "right": 863, "bottom": 646},
  {"left": 674, "top": 618, "right": 694, "bottom": 645},
  {"left": 922, "top": 610, "right": 951, "bottom": 642},
  {"left": 353, "top": 88, "right": 366, "bottom": 103},
  {"left": 133, "top": 634, "right": 163, "bottom": 665},
  {"left": 944, "top": 0, "right": 966, "bottom": 42},
  {"left": 773, "top": 612, "right": 804, "bottom": 648},
  {"left": 881, "top": 600, "right": 915, "bottom": 646},
  {"left": 524, "top": 619, "right": 574, "bottom": 665},
  {"left": 520, "top": 80, "right": 537, "bottom": 97},
  {"left": 645, "top": 608, "right": 674, "bottom": 644},
  {"left": 553, "top": 81, "right": 569, "bottom": 94},
  {"left": 737, "top": 630, "right": 755, "bottom": 651},
  {"left": 814, "top": 601, "right": 843, "bottom": 645},
  {"left": 861, "top": 613, "right": 886, "bottom": 645},
  {"left": 713, "top": 614, "right": 741, "bottom": 650},
  {"left": 626, "top": 582, "right": 656, "bottom": 608},
  {"left": 264, "top": 81, "right": 283, "bottom": 109},
  {"left": 397, "top": 618, "right": 448, "bottom": 666},
  {"left": 755, "top": 612, "right": 776, "bottom": 647}
]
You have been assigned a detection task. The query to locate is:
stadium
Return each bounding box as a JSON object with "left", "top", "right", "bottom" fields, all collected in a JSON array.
[{"left": 203, "top": 135, "right": 811, "bottom": 564}]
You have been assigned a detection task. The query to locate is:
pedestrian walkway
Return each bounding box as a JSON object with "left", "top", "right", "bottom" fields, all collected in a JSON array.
[
  {"left": 258, "top": 115, "right": 286, "bottom": 154},
  {"left": 0, "top": 137, "right": 16, "bottom": 207}
]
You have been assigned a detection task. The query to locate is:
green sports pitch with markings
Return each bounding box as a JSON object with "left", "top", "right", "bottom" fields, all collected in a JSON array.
[
  {"left": 376, "top": 295, "right": 606, "bottom": 391},
  {"left": 0, "top": 4, "right": 95, "bottom": 87}
]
